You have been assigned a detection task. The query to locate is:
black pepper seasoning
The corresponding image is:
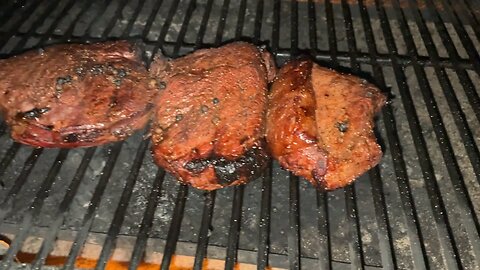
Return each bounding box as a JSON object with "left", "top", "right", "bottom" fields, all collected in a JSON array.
[
  {"left": 21, "top": 107, "right": 51, "bottom": 119},
  {"left": 117, "top": 68, "right": 127, "bottom": 78},
  {"left": 56, "top": 75, "right": 72, "bottom": 85},
  {"left": 212, "top": 97, "right": 220, "bottom": 104},
  {"left": 113, "top": 78, "right": 122, "bottom": 87},
  {"left": 158, "top": 81, "right": 167, "bottom": 89},
  {"left": 75, "top": 67, "right": 84, "bottom": 75},
  {"left": 336, "top": 121, "right": 349, "bottom": 132},
  {"left": 91, "top": 64, "right": 103, "bottom": 75}
]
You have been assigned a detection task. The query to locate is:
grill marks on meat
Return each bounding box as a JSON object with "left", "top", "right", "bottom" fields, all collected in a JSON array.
[
  {"left": 0, "top": 41, "right": 158, "bottom": 148},
  {"left": 150, "top": 42, "right": 276, "bottom": 190},
  {"left": 266, "top": 59, "right": 386, "bottom": 190}
]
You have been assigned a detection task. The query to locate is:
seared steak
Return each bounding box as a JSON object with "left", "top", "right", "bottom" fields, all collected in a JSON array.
[
  {"left": 0, "top": 41, "right": 158, "bottom": 148},
  {"left": 150, "top": 42, "right": 276, "bottom": 190},
  {"left": 266, "top": 59, "right": 385, "bottom": 190}
]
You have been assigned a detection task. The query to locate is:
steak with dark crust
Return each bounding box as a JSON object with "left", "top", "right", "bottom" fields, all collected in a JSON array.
[
  {"left": 266, "top": 59, "right": 385, "bottom": 190},
  {"left": 0, "top": 41, "right": 158, "bottom": 148},
  {"left": 150, "top": 42, "right": 276, "bottom": 190}
]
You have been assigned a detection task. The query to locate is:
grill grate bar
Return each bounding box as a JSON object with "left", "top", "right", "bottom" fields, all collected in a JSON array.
[
  {"left": 193, "top": 191, "right": 216, "bottom": 270},
  {"left": 224, "top": 185, "right": 244, "bottom": 270},
  {"left": 447, "top": 0, "right": 480, "bottom": 51},
  {"left": 62, "top": 142, "right": 123, "bottom": 270},
  {"left": 359, "top": 0, "right": 430, "bottom": 268},
  {"left": 0, "top": 0, "right": 28, "bottom": 27},
  {"left": 195, "top": 0, "right": 214, "bottom": 48},
  {"left": 160, "top": 185, "right": 188, "bottom": 270},
  {"left": 344, "top": 186, "right": 364, "bottom": 269},
  {"left": 287, "top": 176, "right": 301, "bottom": 270},
  {"left": 252, "top": 0, "right": 263, "bottom": 43},
  {"left": 0, "top": 143, "right": 20, "bottom": 187},
  {"left": 452, "top": 0, "right": 480, "bottom": 42},
  {"left": 339, "top": 0, "right": 366, "bottom": 268},
  {"left": 427, "top": 0, "right": 480, "bottom": 124},
  {"left": 0, "top": 123, "right": 6, "bottom": 137},
  {"left": 377, "top": 0, "right": 469, "bottom": 268},
  {"left": 0, "top": 148, "right": 44, "bottom": 223},
  {"left": 171, "top": 0, "right": 196, "bottom": 62},
  {"left": 433, "top": 0, "right": 480, "bottom": 73},
  {"left": 0, "top": 0, "right": 43, "bottom": 49},
  {"left": 84, "top": 0, "right": 113, "bottom": 39},
  {"left": 341, "top": 0, "right": 359, "bottom": 66},
  {"left": 271, "top": 0, "right": 280, "bottom": 52},
  {"left": 235, "top": 0, "right": 247, "bottom": 38},
  {"left": 325, "top": 0, "right": 338, "bottom": 65},
  {"left": 128, "top": 169, "right": 166, "bottom": 270},
  {"left": 0, "top": 149, "right": 69, "bottom": 269},
  {"left": 1, "top": 32, "right": 475, "bottom": 70},
  {"left": 35, "top": 0, "right": 78, "bottom": 45},
  {"left": 368, "top": 167, "right": 397, "bottom": 269},
  {"left": 100, "top": 0, "right": 130, "bottom": 39},
  {"left": 361, "top": 1, "right": 460, "bottom": 269},
  {"left": 121, "top": 0, "right": 147, "bottom": 38},
  {"left": 150, "top": 0, "right": 180, "bottom": 65},
  {"left": 12, "top": 0, "right": 67, "bottom": 50},
  {"left": 141, "top": 0, "right": 164, "bottom": 39},
  {"left": 59, "top": 1, "right": 95, "bottom": 40},
  {"left": 396, "top": 0, "right": 480, "bottom": 262},
  {"left": 214, "top": 0, "right": 230, "bottom": 44},
  {"left": 256, "top": 162, "right": 272, "bottom": 269},
  {"left": 418, "top": 0, "right": 480, "bottom": 181},
  {"left": 290, "top": 0, "right": 299, "bottom": 55},
  {"left": 31, "top": 147, "right": 96, "bottom": 269},
  {"left": 462, "top": 0, "right": 480, "bottom": 28},
  {"left": 95, "top": 137, "right": 150, "bottom": 269},
  {"left": 307, "top": 0, "right": 318, "bottom": 50},
  {"left": 316, "top": 191, "right": 332, "bottom": 270}
]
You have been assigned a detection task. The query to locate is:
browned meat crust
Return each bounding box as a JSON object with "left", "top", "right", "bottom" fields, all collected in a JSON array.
[
  {"left": 150, "top": 42, "right": 276, "bottom": 190},
  {"left": 266, "top": 59, "right": 386, "bottom": 190},
  {"left": 0, "top": 41, "right": 158, "bottom": 148}
]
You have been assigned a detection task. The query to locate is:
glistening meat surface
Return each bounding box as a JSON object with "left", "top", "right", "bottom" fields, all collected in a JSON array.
[
  {"left": 150, "top": 42, "right": 276, "bottom": 190},
  {"left": 0, "top": 40, "right": 158, "bottom": 148},
  {"left": 266, "top": 59, "right": 386, "bottom": 190}
]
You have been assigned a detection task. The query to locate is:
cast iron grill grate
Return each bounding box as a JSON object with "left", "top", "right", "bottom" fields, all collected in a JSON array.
[{"left": 0, "top": 0, "right": 479, "bottom": 269}]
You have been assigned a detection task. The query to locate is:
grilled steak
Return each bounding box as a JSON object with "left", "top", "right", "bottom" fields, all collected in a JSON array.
[
  {"left": 266, "top": 59, "right": 386, "bottom": 190},
  {"left": 0, "top": 41, "right": 158, "bottom": 148},
  {"left": 150, "top": 42, "right": 276, "bottom": 190}
]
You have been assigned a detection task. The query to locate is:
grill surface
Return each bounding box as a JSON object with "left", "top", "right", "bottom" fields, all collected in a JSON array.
[{"left": 0, "top": 0, "right": 479, "bottom": 269}]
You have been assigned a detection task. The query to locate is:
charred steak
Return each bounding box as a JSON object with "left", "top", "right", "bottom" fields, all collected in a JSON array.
[
  {"left": 0, "top": 41, "right": 158, "bottom": 148},
  {"left": 150, "top": 42, "right": 276, "bottom": 190},
  {"left": 266, "top": 59, "right": 386, "bottom": 190}
]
